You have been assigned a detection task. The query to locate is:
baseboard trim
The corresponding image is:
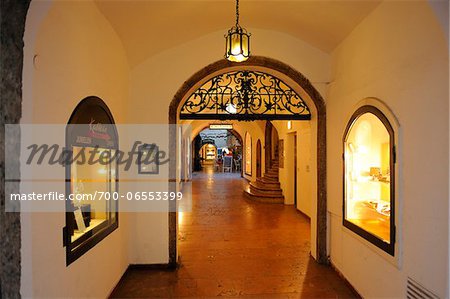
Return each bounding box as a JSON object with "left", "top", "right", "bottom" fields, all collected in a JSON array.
[
  {"left": 329, "top": 261, "right": 362, "bottom": 298},
  {"left": 295, "top": 208, "right": 311, "bottom": 220},
  {"left": 128, "top": 263, "right": 178, "bottom": 270},
  {"left": 107, "top": 262, "right": 130, "bottom": 299}
]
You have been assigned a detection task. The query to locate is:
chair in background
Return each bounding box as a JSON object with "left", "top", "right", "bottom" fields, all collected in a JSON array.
[
  {"left": 223, "top": 156, "right": 233, "bottom": 173},
  {"left": 214, "top": 158, "right": 222, "bottom": 172},
  {"left": 234, "top": 158, "right": 241, "bottom": 172}
]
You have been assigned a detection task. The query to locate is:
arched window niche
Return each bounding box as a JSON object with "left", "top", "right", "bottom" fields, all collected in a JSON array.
[
  {"left": 343, "top": 104, "right": 397, "bottom": 256},
  {"left": 64, "top": 96, "right": 119, "bottom": 265},
  {"left": 245, "top": 132, "right": 252, "bottom": 176}
]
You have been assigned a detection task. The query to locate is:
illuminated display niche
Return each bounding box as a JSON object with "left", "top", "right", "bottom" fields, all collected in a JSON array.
[
  {"left": 343, "top": 105, "right": 395, "bottom": 255},
  {"left": 64, "top": 97, "right": 119, "bottom": 265}
]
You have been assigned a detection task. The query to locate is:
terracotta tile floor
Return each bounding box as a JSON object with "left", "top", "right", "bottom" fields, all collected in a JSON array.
[{"left": 110, "top": 169, "right": 358, "bottom": 298}]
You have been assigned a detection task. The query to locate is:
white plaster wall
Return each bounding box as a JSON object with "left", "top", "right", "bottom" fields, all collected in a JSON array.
[
  {"left": 327, "top": 1, "right": 449, "bottom": 297},
  {"left": 129, "top": 28, "right": 331, "bottom": 263},
  {"left": 275, "top": 121, "right": 313, "bottom": 218},
  {"left": 21, "top": 1, "right": 130, "bottom": 297}
]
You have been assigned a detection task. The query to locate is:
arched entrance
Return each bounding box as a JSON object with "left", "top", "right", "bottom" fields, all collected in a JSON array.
[
  {"left": 190, "top": 124, "right": 244, "bottom": 176},
  {"left": 198, "top": 143, "right": 217, "bottom": 164},
  {"left": 169, "top": 56, "right": 327, "bottom": 266}
]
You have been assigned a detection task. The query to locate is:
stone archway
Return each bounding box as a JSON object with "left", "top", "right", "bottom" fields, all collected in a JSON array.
[
  {"left": 169, "top": 56, "right": 327, "bottom": 266},
  {"left": 1, "top": 0, "right": 32, "bottom": 297}
]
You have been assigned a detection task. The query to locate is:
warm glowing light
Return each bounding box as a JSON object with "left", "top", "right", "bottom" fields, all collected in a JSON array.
[
  {"left": 344, "top": 110, "right": 393, "bottom": 246},
  {"left": 224, "top": 0, "right": 251, "bottom": 62},
  {"left": 226, "top": 103, "right": 237, "bottom": 114},
  {"left": 228, "top": 53, "right": 247, "bottom": 63},
  {"left": 287, "top": 121, "right": 292, "bottom": 130},
  {"left": 226, "top": 30, "right": 250, "bottom": 62},
  {"left": 228, "top": 40, "right": 248, "bottom": 62},
  {"left": 210, "top": 124, "right": 233, "bottom": 130},
  {"left": 178, "top": 212, "right": 184, "bottom": 226}
]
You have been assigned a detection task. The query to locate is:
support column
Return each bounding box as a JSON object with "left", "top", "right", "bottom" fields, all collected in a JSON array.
[{"left": 1, "top": 0, "right": 31, "bottom": 297}]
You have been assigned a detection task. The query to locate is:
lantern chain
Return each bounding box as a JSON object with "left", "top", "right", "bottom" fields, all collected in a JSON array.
[{"left": 236, "top": 0, "right": 240, "bottom": 26}]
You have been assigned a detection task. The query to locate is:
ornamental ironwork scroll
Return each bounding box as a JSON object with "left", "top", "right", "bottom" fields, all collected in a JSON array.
[{"left": 180, "top": 70, "right": 311, "bottom": 121}]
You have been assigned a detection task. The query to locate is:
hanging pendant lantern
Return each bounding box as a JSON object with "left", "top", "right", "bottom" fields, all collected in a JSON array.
[{"left": 225, "top": 0, "right": 251, "bottom": 62}]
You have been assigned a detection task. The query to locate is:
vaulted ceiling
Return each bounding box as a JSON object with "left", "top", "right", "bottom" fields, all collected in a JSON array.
[{"left": 94, "top": 0, "right": 381, "bottom": 68}]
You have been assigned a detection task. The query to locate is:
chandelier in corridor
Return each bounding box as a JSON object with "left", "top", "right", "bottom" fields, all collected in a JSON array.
[
  {"left": 180, "top": 70, "right": 311, "bottom": 121},
  {"left": 225, "top": 0, "right": 251, "bottom": 62}
]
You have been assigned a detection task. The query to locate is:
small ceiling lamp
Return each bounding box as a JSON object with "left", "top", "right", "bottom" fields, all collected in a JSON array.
[{"left": 225, "top": 0, "right": 251, "bottom": 62}]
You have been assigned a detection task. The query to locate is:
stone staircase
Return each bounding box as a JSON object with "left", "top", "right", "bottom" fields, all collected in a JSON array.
[{"left": 244, "top": 155, "right": 284, "bottom": 203}]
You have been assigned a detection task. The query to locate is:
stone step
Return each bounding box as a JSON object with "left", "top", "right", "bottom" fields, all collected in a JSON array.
[
  {"left": 265, "top": 173, "right": 279, "bottom": 178},
  {"left": 244, "top": 147, "right": 283, "bottom": 203},
  {"left": 249, "top": 182, "right": 283, "bottom": 195},
  {"left": 258, "top": 176, "right": 279, "bottom": 183},
  {"left": 255, "top": 177, "right": 280, "bottom": 188},
  {"left": 249, "top": 187, "right": 283, "bottom": 198},
  {"left": 243, "top": 186, "right": 284, "bottom": 204},
  {"left": 264, "top": 172, "right": 279, "bottom": 179}
]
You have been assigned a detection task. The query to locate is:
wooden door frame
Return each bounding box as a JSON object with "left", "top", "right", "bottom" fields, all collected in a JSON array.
[
  {"left": 265, "top": 121, "right": 273, "bottom": 170},
  {"left": 256, "top": 139, "right": 262, "bottom": 178},
  {"left": 293, "top": 133, "right": 298, "bottom": 208}
]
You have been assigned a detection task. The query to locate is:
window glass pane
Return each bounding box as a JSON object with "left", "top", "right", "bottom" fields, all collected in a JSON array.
[
  {"left": 345, "top": 112, "right": 391, "bottom": 243},
  {"left": 70, "top": 146, "right": 117, "bottom": 250}
]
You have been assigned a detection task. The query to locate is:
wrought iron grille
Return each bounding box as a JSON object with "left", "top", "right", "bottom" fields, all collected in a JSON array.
[{"left": 180, "top": 70, "right": 311, "bottom": 121}]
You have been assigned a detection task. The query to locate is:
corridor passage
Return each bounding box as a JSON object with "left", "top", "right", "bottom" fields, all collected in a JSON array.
[{"left": 110, "top": 169, "right": 358, "bottom": 298}]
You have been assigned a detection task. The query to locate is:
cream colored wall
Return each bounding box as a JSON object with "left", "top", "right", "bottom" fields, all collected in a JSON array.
[
  {"left": 129, "top": 28, "right": 330, "bottom": 263},
  {"left": 21, "top": 1, "right": 448, "bottom": 297},
  {"left": 21, "top": 1, "right": 130, "bottom": 297},
  {"left": 327, "top": 1, "right": 449, "bottom": 297},
  {"left": 20, "top": 0, "right": 449, "bottom": 297},
  {"left": 275, "top": 121, "right": 313, "bottom": 218}
]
